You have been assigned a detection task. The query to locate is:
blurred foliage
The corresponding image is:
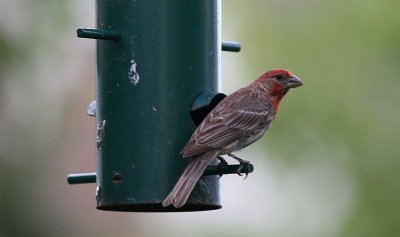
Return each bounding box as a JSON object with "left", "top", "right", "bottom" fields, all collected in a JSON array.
[
  {"left": 222, "top": 1, "right": 400, "bottom": 236},
  {"left": 0, "top": 0, "right": 399, "bottom": 237}
]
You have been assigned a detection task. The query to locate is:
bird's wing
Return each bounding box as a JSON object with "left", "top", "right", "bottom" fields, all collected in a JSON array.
[{"left": 181, "top": 106, "right": 270, "bottom": 157}]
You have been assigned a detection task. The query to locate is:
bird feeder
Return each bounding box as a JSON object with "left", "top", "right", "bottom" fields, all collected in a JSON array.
[{"left": 68, "top": 0, "right": 252, "bottom": 212}]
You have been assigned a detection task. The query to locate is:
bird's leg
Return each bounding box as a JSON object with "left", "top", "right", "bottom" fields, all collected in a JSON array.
[
  {"left": 216, "top": 156, "right": 229, "bottom": 166},
  {"left": 216, "top": 156, "right": 229, "bottom": 178},
  {"left": 227, "top": 153, "right": 250, "bottom": 177}
]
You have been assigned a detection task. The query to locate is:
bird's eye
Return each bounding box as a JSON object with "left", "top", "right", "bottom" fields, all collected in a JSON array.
[{"left": 275, "top": 74, "right": 285, "bottom": 81}]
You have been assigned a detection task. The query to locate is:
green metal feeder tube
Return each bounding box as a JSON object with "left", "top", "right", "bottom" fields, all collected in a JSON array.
[{"left": 95, "top": 0, "right": 221, "bottom": 212}]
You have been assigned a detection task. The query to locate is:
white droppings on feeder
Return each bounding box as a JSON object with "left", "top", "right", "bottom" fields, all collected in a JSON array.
[{"left": 128, "top": 59, "right": 140, "bottom": 85}]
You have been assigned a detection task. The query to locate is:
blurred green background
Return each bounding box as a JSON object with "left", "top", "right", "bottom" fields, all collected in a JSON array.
[{"left": 1, "top": 0, "right": 399, "bottom": 236}]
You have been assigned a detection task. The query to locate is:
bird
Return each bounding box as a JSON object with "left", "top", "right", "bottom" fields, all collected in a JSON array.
[{"left": 162, "top": 69, "right": 303, "bottom": 208}]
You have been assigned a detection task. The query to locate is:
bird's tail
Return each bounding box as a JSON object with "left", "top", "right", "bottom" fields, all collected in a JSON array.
[{"left": 162, "top": 151, "right": 218, "bottom": 208}]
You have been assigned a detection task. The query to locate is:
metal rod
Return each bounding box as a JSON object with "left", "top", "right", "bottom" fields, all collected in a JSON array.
[
  {"left": 67, "top": 163, "right": 253, "bottom": 185},
  {"left": 205, "top": 163, "right": 254, "bottom": 176},
  {"left": 222, "top": 41, "right": 241, "bottom": 52},
  {"left": 67, "top": 172, "right": 96, "bottom": 184},
  {"left": 77, "top": 28, "right": 121, "bottom": 41}
]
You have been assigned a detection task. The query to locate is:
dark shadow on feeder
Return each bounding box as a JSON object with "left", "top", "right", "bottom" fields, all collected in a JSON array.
[{"left": 190, "top": 92, "right": 227, "bottom": 126}]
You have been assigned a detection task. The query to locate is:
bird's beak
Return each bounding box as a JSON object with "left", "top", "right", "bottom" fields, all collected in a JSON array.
[{"left": 286, "top": 75, "right": 303, "bottom": 89}]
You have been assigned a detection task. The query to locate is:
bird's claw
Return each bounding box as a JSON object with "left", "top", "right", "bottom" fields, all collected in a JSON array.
[
  {"left": 236, "top": 160, "right": 250, "bottom": 179},
  {"left": 216, "top": 156, "right": 229, "bottom": 178},
  {"left": 227, "top": 153, "right": 251, "bottom": 178}
]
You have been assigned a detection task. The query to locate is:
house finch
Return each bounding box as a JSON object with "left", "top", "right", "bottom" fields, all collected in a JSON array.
[{"left": 162, "top": 69, "right": 303, "bottom": 208}]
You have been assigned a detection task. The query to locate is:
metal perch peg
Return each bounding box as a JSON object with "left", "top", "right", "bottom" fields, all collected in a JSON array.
[
  {"left": 67, "top": 172, "right": 96, "bottom": 184},
  {"left": 205, "top": 163, "right": 254, "bottom": 176},
  {"left": 77, "top": 28, "right": 121, "bottom": 41},
  {"left": 222, "top": 41, "right": 241, "bottom": 52},
  {"left": 67, "top": 163, "right": 254, "bottom": 185}
]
